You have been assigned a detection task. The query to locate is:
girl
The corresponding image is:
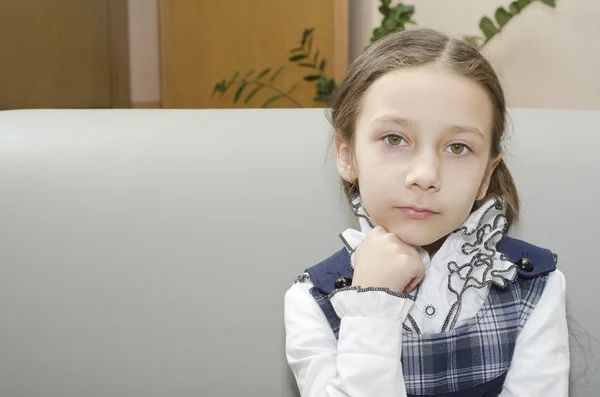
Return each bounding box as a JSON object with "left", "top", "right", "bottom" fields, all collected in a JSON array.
[{"left": 284, "top": 28, "right": 569, "bottom": 397}]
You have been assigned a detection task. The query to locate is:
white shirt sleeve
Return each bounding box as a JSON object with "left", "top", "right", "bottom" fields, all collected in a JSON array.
[
  {"left": 284, "top": 281, "right": 413, "bottom": 397},
  {"left": 500, "top": 269, "right": 570, "bottom": 396}
]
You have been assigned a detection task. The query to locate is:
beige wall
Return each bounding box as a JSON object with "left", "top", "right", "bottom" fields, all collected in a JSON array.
[
  {"left": 349, "top": 0, "right": 600, "bottom": 110},
  {"left": 127, "top": 0, "right": 160, "bottom": 106}
]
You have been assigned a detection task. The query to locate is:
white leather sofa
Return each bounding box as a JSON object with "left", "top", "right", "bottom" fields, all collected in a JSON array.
[{"left": 0, "top": 108, "right": 598, "bottom": 396}]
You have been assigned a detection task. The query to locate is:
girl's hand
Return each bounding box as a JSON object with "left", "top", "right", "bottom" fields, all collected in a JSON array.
[{"left": 352, "top": 226, "right": 425, "bottom": 294}]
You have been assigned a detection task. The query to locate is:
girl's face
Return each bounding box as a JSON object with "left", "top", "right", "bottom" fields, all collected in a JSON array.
[{"left": 336, "top": 63, "right": 501, "bottom": 248}]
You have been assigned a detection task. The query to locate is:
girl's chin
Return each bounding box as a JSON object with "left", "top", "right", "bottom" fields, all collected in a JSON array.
[{"left": 387, "top": 225, "right": 448, "bottom": 250}]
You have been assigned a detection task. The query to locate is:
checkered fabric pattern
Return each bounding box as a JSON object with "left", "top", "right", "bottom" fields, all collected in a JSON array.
[{"left": 309, "top": 275, "right": 548, "bottom": 395}]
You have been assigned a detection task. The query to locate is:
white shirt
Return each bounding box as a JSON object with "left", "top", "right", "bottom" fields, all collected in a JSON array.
[{"left": 284, "top": 198, "right": 570, "bottom": 396}]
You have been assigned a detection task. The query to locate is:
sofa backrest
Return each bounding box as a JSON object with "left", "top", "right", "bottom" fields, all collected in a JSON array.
[{"left": 0, "top": 108, "right": 597, "bottom": 396}]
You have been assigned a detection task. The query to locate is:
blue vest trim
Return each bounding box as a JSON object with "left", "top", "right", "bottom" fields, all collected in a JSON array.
[
  {"left": 306, "top": 248, "right": 352, "bottom": 296},
  {"left": 496, "top": 236, "right": 557, "bottom": 279}
]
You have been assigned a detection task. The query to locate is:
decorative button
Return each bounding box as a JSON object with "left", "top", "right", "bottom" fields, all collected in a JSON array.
[
  {"left": 424, "top": 304, "right": 436, "bottom": 319},
  {"left": 334, "top": 276, "right": 352, "bottom": 289},
  {"left": 516, "top": 257, "right": 534, "bottom": 272}
]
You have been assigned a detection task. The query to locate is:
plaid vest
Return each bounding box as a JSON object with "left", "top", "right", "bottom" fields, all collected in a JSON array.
[{"left": 305, "top": 236, "right": 556, "bottom": 397}]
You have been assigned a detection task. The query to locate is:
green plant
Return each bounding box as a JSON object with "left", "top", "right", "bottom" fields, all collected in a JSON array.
[
  {"left": 212, "top": 0, "right": 558, "bottom": 107},
  {"left": 465, "top": 0, "right": 557, "bottom": 49},
  {"left": 371, "top": 0, "right": 415, "bottom": 43},
  {"left": 211, "top": 28, "right": 336, "bottom": 108},
  {"left": 211, "top": 65, "right": 300, "bottom": 108},
  {"left": 287, "top": 28, "right": 338, "bottom": 103}
]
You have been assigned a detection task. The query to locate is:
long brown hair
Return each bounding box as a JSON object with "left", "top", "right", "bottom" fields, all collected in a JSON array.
[{"left": 328, "top": 28, "right": 520, "bottom": 227}]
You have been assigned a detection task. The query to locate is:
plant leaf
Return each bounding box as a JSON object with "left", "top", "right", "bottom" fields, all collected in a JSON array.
[
  {"left": 211, "top": 80, "right": 226, "bottom": 98},
  {"left": 256, "top": 68, "right": 271, "bottom": 79},
  {"left": 228, "top": 72, "right": 239, "bottom": 85},
  {"left": 301, "top": 28, "right": 314, "bottom": 46},
  {"left": 479, "top": 17, "right": 499, "bottom": 39},
  {"left": 516, "top": 0, "right": 532, "bottom": 9},
  {"left": 371, "top": 27, "right": 388, "bottom": 42},
  {"left": 301, "top": 30, "right": 308, "bottom": 46},
  {"left": 244, "top": 85, "right": 263, "bottom": 104},
  {"left": 495, "top": 7, "right": 512, "bottom": 27},
  {"left": 400, "top": 4, "right": 415, "bottom": 17},
  {"left": 298, "top": 62, "right": 316, "bottom": 68},
  {"left": 307, "top": 36, "right": 313, "bottom": 54},
  {"left": 244, "top": 70, "right": 254, "bottom": 78},
  {"left": 541, "top": 0, "right": 556, "bottom": 7},
  {"left": 316, "top": 76, "right": 337, "bottom": 96},
  {"left": 261, "top": 95, "right": 282, "bottom": 108},
  {"left": 270, "top": 65, "right": 286, "bottom": 82},
  {"left": 304, "top": 75, "right": 321, "bottom": 82},
  {"left": 383, "top": 3, "right": 414, "bottom": 27},
  {"left": 289, "top": 47, "right": 303, "bottom": 53},
  {"left": 289, "top": 54, "right": 307, "bottom": 62},
  {"left": 313, "top": 49, "right": 320, "bottom": 63},
  {"left": 381, "top": 15, "right": 396, "bottom": 29},
  {"left": 378, "top": 0, "right": 391, "bottom": 16},
  {"left": 314, "top": 75, "right": 335, "bottom": 103},
  {"left": 509, "top": 2, "right": 521, "bottom": 13},
  {"left": 233, "top": 81, "right": 248, "bottom": 104},
  {"left": 287, "top": 83, "right": 299, "bottom": 94},
  {"left": 319, "top": 60, "right": 326, "bottom": 72},
  {"left": 317, "top": 76, "right": 329, "bottom": 94}
]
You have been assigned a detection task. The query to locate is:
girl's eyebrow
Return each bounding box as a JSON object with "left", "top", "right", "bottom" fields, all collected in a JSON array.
[
  {"left": 448, "top": 125, "right": 485, "bottom": 140},
  {"left": 370, "top": 115, "right": 412, "bottom": 127}
]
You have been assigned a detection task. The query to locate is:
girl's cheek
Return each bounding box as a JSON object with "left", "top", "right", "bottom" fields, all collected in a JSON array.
[{"left": 442, "top": 160, "right": 488, "bottom": 185}]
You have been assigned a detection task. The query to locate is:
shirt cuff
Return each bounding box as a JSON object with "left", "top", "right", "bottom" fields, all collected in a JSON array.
[{"left": 330, "top": 287, "right": 414, "bottom": 320}]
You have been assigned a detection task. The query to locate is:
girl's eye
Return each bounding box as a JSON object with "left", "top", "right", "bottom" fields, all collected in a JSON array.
[
  {"left": 385, "top": 135, "right": 407, "bottom": 146},
  {"left": 446, "top": 143, "right": 470, "bottom": 155}
]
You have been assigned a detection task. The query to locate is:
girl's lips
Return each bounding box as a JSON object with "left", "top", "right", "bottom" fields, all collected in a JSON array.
[{"left": 397, "top": 207, "right": 438, "bottom": 220}]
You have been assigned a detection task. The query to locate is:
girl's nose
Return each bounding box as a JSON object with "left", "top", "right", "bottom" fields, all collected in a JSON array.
[{"left": 404, "top": 152, "right": 441, "bottom": 192}]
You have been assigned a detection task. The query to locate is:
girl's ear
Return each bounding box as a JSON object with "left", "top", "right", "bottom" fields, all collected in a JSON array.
[
  {"left": 477, "top": 152, "right": 503, "bottom": 200},
  {"left": 335, "top": 134, "right": 355, "bottom": 182}
]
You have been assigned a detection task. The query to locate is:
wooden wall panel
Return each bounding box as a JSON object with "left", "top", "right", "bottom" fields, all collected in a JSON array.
[
  {"left": 160, "top": 0, "right": 348, "bottom": 109},
  {"left": 0, "top": 0, "right": 129, "bottom": 109}
]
